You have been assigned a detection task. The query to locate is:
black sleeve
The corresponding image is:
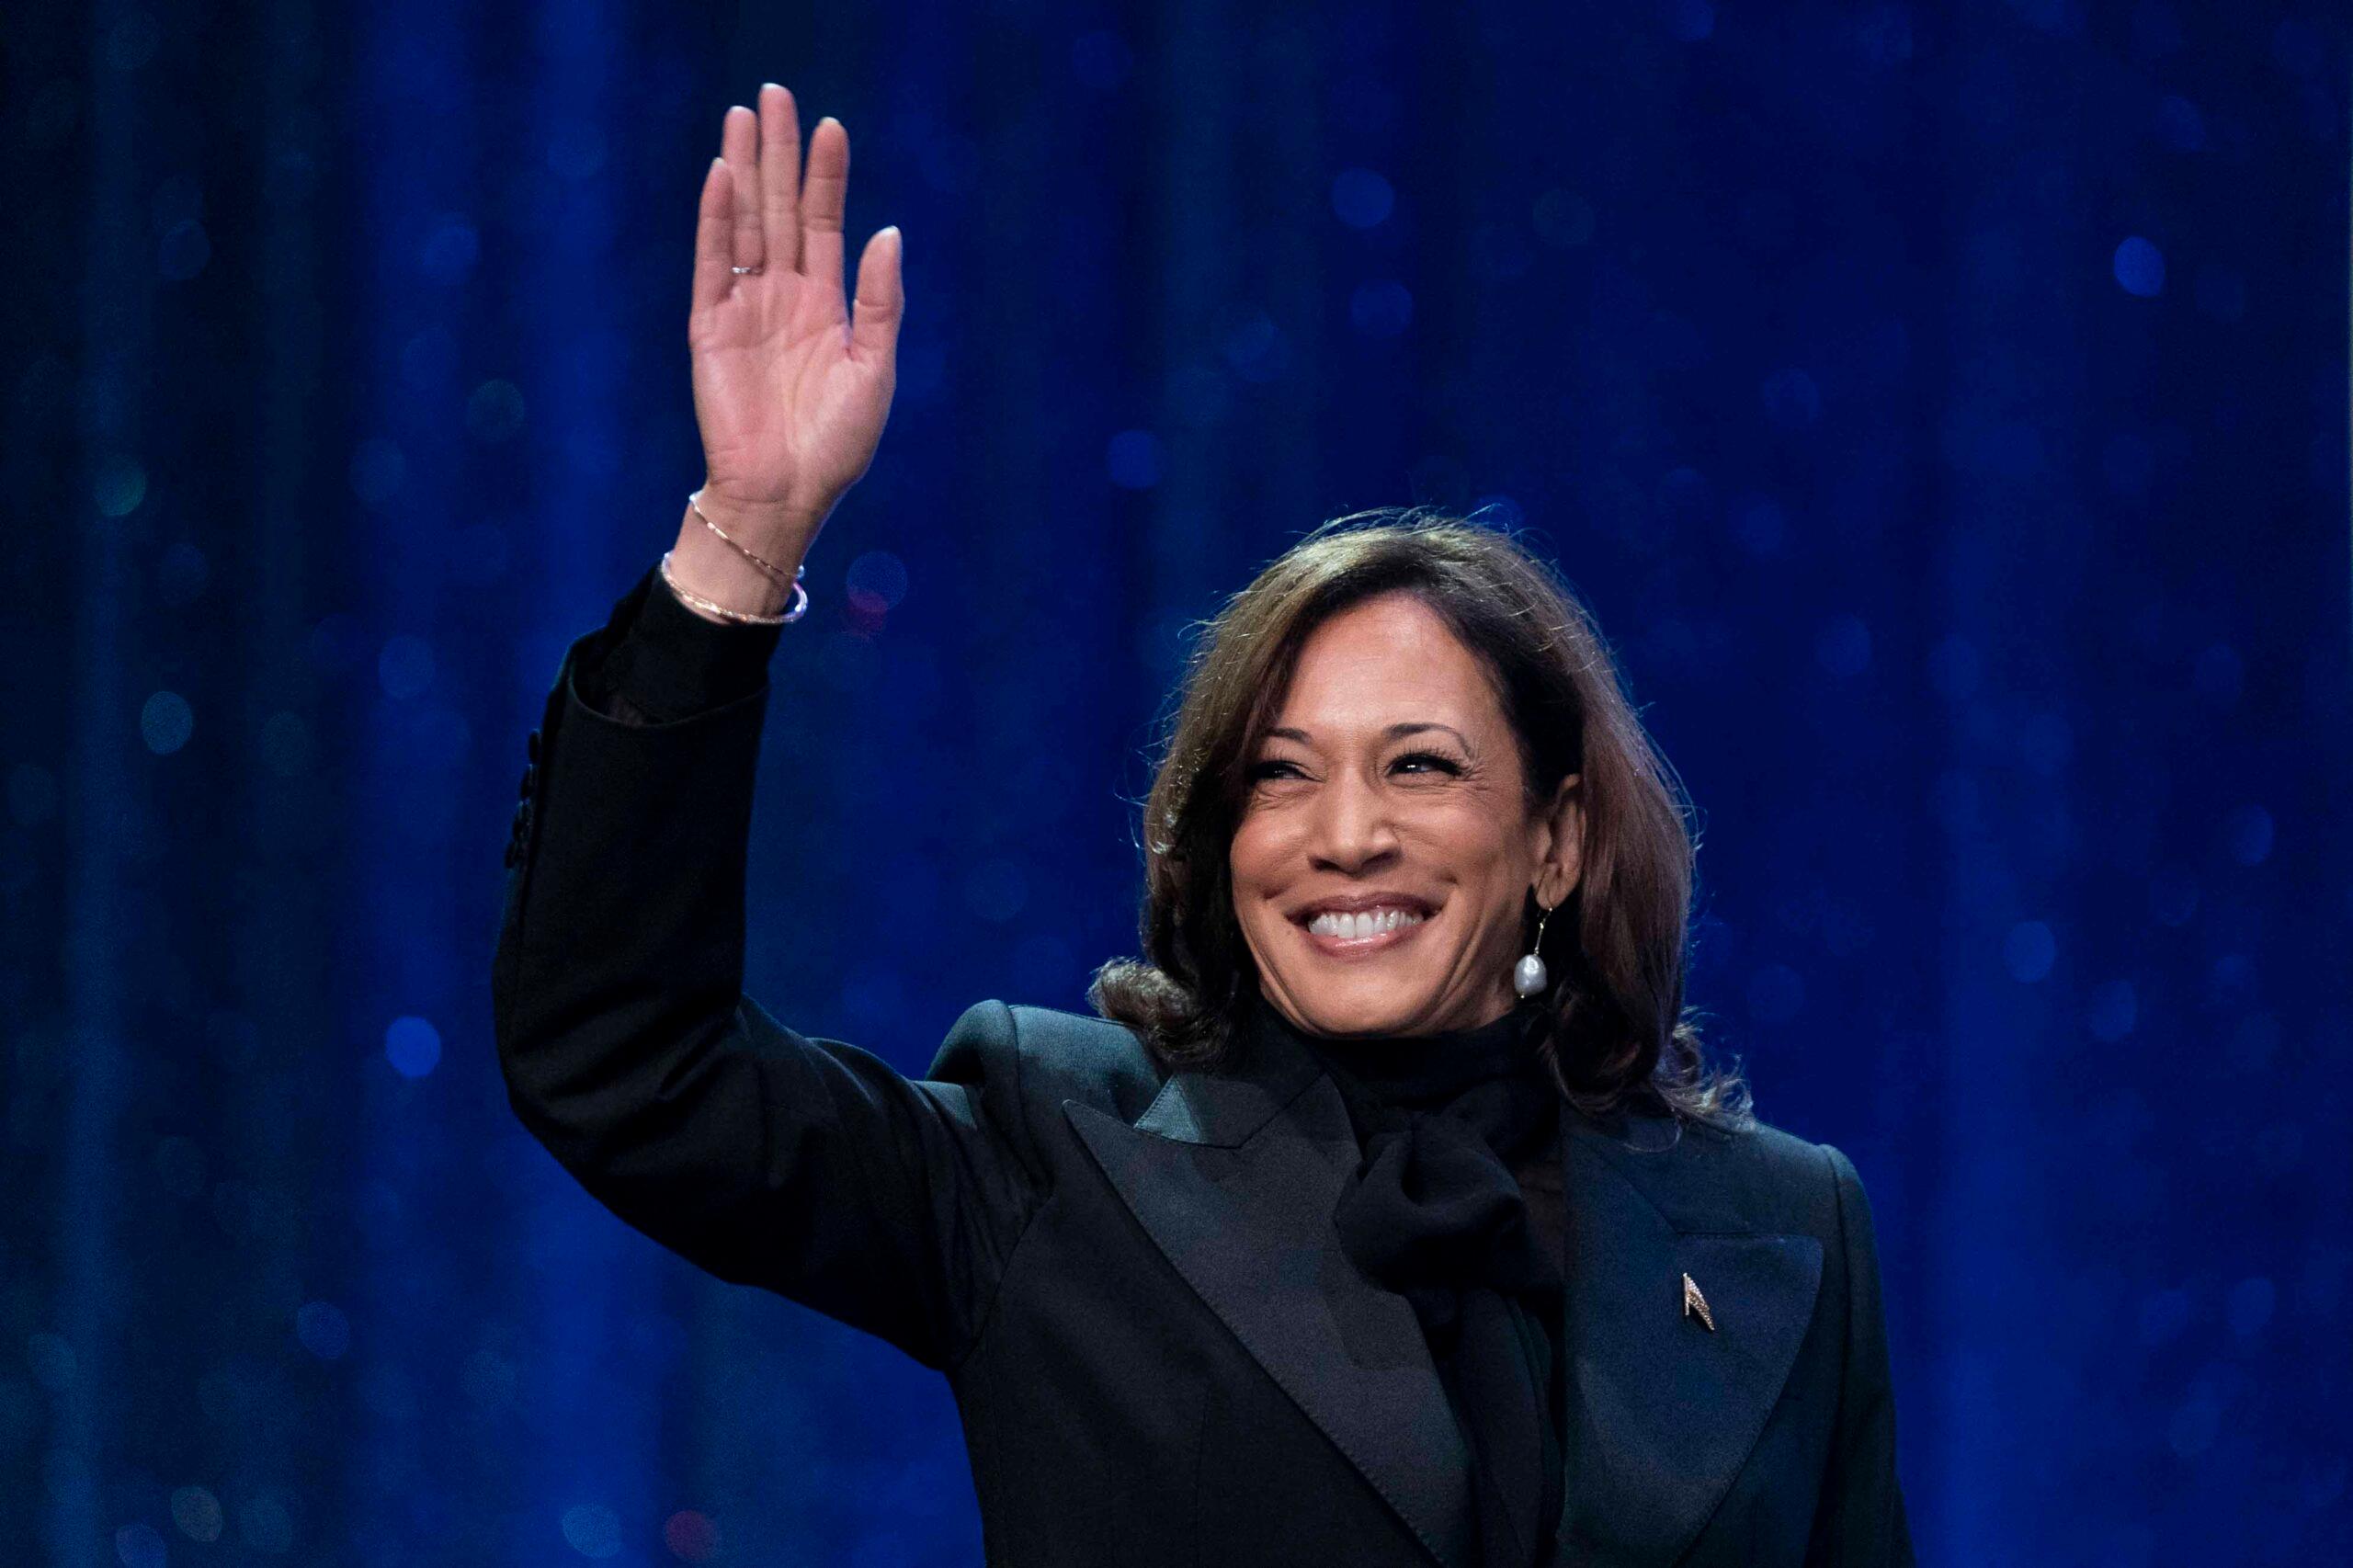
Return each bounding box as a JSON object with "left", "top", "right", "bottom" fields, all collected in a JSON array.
[
  {"left": 494, "top": 574, "right": 1051, "bottom": 1370},
  {"left": 1802, "top": 1146, "right": 1918, "bottom": 1566},
  {"left": 572, "top": 558, "right": 788, "bottom": 726}
]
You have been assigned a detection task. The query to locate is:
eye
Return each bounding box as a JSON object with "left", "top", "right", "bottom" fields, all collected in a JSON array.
[{"left": 1244, "top": 752, "right": 1462, "bottom": 782}]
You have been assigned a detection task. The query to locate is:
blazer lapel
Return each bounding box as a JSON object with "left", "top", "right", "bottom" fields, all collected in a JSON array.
[
  {"left": 1063, "top": 1024, "right": 1479, "bottom": 1568},
  {"left": 1063, "top": 1025, "right": 1824, "bottom": 1568},
  {"left": 1552, "top": 1113, "right": 1824, "bottom": 1565}
]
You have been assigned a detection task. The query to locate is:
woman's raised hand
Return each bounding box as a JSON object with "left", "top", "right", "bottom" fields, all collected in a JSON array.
[{"left": 675, "top": 84, "right": 902, "bottom": 613}]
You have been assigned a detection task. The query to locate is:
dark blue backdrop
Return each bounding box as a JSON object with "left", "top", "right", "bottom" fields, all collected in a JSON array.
[{"left": 5, "top": 1, "right": 2348, "bottom": 1562}]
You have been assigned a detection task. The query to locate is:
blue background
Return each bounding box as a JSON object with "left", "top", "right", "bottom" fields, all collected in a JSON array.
[{"left": 5, "top": 0, "right": 2349, "bottom": 1562}]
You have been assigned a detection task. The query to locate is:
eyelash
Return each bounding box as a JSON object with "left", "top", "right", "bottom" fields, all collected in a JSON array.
[{"left": 1246, "top": 751, "right": 1462, "bottom": 781}]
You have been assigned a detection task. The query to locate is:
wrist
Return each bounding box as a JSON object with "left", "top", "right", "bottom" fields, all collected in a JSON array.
[
  {"left": 696, "top": 484, "right": 831, "bottom": 543},
  {"left": 668, "top": 508, "right": 797, "bottom": 623}
]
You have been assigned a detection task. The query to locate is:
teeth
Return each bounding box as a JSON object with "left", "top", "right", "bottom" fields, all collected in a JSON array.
[{"left": 1308, "top": 906, "right": 1427, "bottom": 939}]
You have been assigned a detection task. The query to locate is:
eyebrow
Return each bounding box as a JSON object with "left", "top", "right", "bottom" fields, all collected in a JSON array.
[{"left": 1263, "top": 722, "right": 1472, "bottom": 748}]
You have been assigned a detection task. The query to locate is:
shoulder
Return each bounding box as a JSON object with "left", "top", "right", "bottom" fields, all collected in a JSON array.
[
  {"left": 924, "top": 998, "right": 1173, "bottom": 1132},
  {"left": 1567, "top": 1103, "right": 1856, "bottom": 1244}
]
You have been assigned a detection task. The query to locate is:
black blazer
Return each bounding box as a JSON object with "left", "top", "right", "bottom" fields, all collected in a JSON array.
[{"left": 493, "top": 604, "right": 1918, "bottom": 1567}]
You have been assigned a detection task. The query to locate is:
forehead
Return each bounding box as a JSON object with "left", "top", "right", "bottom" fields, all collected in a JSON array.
[{"left": 1270, "top": 591, "right": 1500, "bottom": 729}]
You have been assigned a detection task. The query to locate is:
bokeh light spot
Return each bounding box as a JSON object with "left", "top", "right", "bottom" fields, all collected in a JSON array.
[
  {"left": 467, "top": 379, "right": 527, "bottom": 442},
  {"left": 170, "top": 1484, "right": 225, "bottom": 1541},
  {"left": 2112, "top": 235, "right": 2165, "bottom": 298},
  {"left": 1222, "top": 310, "right": 1290, "bottom": 382},
  {"left": 1531, "top": 189, "right": 1596, "bottom": 247},
  {"left": 562, "top": 1502, "right": 623, "bottom": 1559},
  {"left": 239, "top": 1494, "right": 295, "bottom": 1552},
  {"left": 349, "top": 436, "right": 406, "bottom": 506},
  {"left": 114, "top": 1523, "right": 168, "bottom": 1568},
  {"left": 142, "top": 690, "right": 195, "bottom": 755},
  {"left": 296, "top": 1300, "right": 352, "bottom": 1360},
  {"left": 95, "top": 455, "right": 147, "bottom": 517},
  {"left": 846, "top": 551, "right": 910, "bottom": 615},
  {"left": 2086, "top": 979, "right": 2137, "bottom": 1041},
  {"left": 159, "top": 219, "right": 210, "bottom": 281},
  {"left": 1666, "top": 0, "right": 1716, "bottom": 42},
  {"left": 1331, "top": 167, "right": 1396, "bottom": 230},
  {"left": 383, "top": 1015, "right": 442, "bottom": 1078},
  {"left": 2004, "top": 920, "right": 2055, "bottom": 982},
  {"left": 421, "top": 213, "right": 481, "bottom": 284},
  {"left": 665, "top": 1509, "right": 724, "bottom": 1562},
  {"left": 2224, "top": 803, "right": 2274, "bottom": 866}
]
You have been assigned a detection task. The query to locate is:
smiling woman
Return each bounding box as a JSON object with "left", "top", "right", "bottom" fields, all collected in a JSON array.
[
  {"left": 1091, "top": 509, "right": 1751, "bottom": 1129},
  {"left": 494, "top": 80, "right": 1914, "bottom": 1568}
]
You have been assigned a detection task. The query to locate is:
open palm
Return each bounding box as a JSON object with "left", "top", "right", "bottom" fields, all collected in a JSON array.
[{"left": 688, "top": 84, "right": 902, "bottom": 533}]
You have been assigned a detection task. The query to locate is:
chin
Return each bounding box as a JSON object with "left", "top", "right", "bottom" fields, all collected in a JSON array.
[{"left": 1274, "top": 982, "right": 1434, "bottom": 1039}]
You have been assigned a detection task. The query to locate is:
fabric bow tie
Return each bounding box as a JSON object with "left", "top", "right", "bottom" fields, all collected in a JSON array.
[{"left": 1264, "top": 1002, "right": 1568, "bottom": 1568}]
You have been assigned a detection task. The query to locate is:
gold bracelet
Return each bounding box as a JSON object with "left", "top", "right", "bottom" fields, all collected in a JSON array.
[
  {"left": 659, "top": 550, "right": 793, "bottom": 626},
  {"left": 688, "top": 489, "right": 804, "bottom": 586}
]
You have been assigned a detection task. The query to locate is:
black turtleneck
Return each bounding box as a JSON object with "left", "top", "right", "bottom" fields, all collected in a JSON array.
[{"left": 1245, "top": 995, "right": 1568, "bottom": 1568}]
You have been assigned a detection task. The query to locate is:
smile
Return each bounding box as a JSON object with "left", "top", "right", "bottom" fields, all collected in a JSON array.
[{"left": 1300, "top": 905, "right": 1430, "bottom": 956}]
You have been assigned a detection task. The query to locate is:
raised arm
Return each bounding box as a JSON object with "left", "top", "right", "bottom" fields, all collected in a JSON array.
[
  {"left": 491, "top": 89, "right": 1044, "bottom": 1373},
  {"left": 665, "top": 82, "right": 902, "bottom": 622}
]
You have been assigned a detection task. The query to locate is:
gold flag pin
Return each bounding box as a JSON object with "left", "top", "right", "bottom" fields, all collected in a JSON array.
[{"left": 1681, "top": 1271, "right": 1715, "bottom": 1332}]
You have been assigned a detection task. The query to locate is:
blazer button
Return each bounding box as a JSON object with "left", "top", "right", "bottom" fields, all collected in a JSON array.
[{"left": 527, "top": 728, "right": 541, "bottom": 763}]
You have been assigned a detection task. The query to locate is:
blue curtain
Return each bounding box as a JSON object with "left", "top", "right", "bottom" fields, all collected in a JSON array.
[{"left": 5, "top": 0, "right": 2347, "bottom": 1561}]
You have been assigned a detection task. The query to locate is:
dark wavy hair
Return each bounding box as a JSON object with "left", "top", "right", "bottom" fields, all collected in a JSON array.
[{"left": 1086, "top": 506, "right": 1753, "bottom": 1131}]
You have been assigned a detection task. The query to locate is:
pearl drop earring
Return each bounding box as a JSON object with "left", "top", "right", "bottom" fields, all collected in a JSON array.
[{"left": 1513, "top": 896, "right": 1556, "bottom": 999}]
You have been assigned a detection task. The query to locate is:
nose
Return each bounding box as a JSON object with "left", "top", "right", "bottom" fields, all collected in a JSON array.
[{"left": 1304, "top": 766, "right": 1402, "bottom": 873}]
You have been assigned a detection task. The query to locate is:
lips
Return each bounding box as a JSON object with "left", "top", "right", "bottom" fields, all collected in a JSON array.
[
  {"left": 1298, "top": 911, "right": 1429, "bottom": 958},
  {"left": 1288, "top": 892, "right": 1438, "bottom": 925}
]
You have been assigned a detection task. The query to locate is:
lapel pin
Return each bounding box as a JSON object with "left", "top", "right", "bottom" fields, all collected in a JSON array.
[{"left": 1681, "top": 1271, "right": 1715, "bottom": 1332}]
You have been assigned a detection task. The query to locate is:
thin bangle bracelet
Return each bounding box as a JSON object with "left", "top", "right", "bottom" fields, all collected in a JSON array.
[
  {"left": 659, "top": 550, "right": 808, "bottom": 625},
  {"left": 689, "top": 489, "right": 807, "bottom": 589}
]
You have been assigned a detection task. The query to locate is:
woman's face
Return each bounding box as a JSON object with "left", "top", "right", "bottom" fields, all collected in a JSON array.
[{"left": 1228, "top": 590, "right": 1583, "bottom": 1040}]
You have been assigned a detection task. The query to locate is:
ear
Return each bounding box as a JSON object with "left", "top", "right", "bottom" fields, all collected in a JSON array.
[{"left": 1531, "top": 771, "right": 1584, "bottom": 908}]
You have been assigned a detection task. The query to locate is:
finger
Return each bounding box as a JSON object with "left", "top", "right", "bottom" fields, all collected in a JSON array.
[
  {"left": 799, "top": 116, "right": 847, "bottom": 296},
  {"left": 690, "top": 158, "right": 734, "bottom": 313},
  {"left": 757, "top": 83, "right": 802, "bottom": 275},
  {"left": 850, "top": 225, "right": 903, "bottom": 366},
  {"left": 721, "top": 103, "right": 763, "bottom": 273}
]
